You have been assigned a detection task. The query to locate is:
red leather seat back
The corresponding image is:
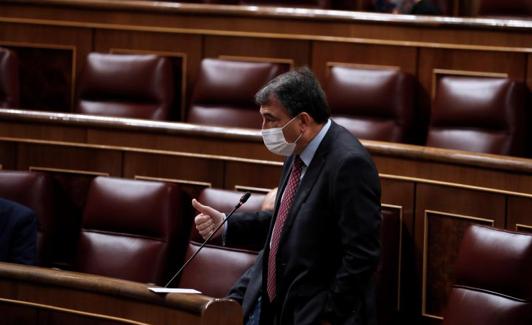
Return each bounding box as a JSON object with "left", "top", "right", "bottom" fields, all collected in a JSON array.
[
  {"left": 75, "top": 177, "right": 190, "bottom": 285},
  {"left": 197, "top": 188, "right": 265, "bottom": 215},
  {"left": 325, "top": 66, "right": 415, "bottom": 143},
  {"left": 443, "top": 225, "right": 532, "bottom": 325},
  {"left": 0, "top": 47, "right": 19, "bottom": 108},
  {"left": 187, "top": 58, "right": 289, "bottom": 128},
  {"left": 76, "top": 53, "right": 174, "bottom": 121},
  {"left": 0, "top": 171, "right": 54, "bottom": 265},
  {"left": 178, "top": 241, "right": 258, "bottom": 297},
  {"left": 190, "top": 188, "right": 266, "bottom": 244},
  {"left": 428, "top": 77, "right": 526, "bottom": 156}
]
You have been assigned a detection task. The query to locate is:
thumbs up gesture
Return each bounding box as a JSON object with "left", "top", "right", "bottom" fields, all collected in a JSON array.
[{"left": 192, "top": 199, "right": 225, "bottom": 241}]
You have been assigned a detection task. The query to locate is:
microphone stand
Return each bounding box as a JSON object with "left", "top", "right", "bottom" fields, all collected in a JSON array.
[{"left": 164, "top": 192, "right": 251, "bottom": 288}]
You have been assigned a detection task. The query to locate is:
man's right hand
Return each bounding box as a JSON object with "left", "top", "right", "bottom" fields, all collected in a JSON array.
[{"left": 192, "top": 199, "right": 225, "bottom": 241}]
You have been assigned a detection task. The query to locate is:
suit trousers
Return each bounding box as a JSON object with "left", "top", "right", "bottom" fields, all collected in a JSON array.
[{"left": 246, "top": 297, "right": 261, "bottom": 325}]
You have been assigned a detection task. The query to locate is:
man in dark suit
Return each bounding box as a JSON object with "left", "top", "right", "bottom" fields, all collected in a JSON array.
[
  {"left": 0, "top": 197, "right": 37, "bottom": 265},
  {"left": 193, "top": 67, "right": 381, "bottom": 325}
]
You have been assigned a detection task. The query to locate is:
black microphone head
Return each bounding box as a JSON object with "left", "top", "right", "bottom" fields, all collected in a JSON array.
[{"left": 240, "top": 192, "right": 251, "bottom": 204}]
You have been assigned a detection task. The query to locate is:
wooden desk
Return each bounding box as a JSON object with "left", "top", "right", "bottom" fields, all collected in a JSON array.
[{"left": 0, "top": 262, "right": 242, "bottom": 325}]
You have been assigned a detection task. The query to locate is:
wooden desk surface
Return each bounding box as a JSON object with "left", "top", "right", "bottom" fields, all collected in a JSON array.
[{"left": 0, "top": 262, "right": 242, "bottom": 325}]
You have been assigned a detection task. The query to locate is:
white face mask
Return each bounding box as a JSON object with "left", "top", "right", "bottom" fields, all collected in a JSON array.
[{"left": 261, "top": 115, "right": 303, "bottom": 156}]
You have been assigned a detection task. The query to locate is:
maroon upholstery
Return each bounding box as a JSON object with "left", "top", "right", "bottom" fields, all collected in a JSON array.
[
  {"left": 75, "top": 177, "right": 190, "bottom": 285},
  {"left": 0, "top": 170, "right": 54, "bottom": 265},
  {"left": 442, "top": 225, "right": 532, "bottom": 325},
  {"left": 0, "top": 47, "right": 19, "bottom": 108},
  {"left": 187, "top": 58, "right": 289, "bottom": 128},
  {"left": 427, "top": 77, "right": 526, "bottom": 156},
  {"left": 190, "top": 188, "right": 266, "bottom": 244},
  {"left": 325, "top": 66, "right": 416, "bottom": 143},
  {"left": 477, "top": 0, "right": 532, "bottom": 17},
  {"left": 376, "top": 207, "right": 401, "bottom": 325},
  {"left": 178, "top": 241, "right": 258, "bottom": 297},
  {"left": 76, "top": 53, "right": 174, "bottom": 120}
]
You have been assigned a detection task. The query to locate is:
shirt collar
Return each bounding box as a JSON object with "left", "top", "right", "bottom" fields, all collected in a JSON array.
[{"left": 299, "top": 119, "right": 331, "bottom": 167}]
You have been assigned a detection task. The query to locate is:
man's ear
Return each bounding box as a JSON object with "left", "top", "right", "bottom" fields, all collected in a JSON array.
[{"left": 299, "top": 112, "right": 314, "bottom": 128}]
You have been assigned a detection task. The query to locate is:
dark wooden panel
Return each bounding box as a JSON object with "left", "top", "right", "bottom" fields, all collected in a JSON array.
[
  {"left": 0, "top": 22, "right": 93, "bottom": 112},
  {"left": 93, "top": 30, "right": 202, "bottom": 121},
  {"left": 15, "top": 143, "right": 122, "bottom": 176},
  {"left": 527, "top": 53, "right": 532, "bottom": 90},
  {"left": 204, "top": 36, "right": 310, "bottom": 67},
  {"left": 224, "top": 161, "right": 281, "bottom": 190},
  {"left": 312, "top": 41, "right": 418, "bottom": 82},
  {"left": 122, "top": 151, "right": 225, "bottom": 190},
  {"left": 0, "top": 301, "right": 131, "bottom": 325},
  {"left": 381, "top": 178, "right": 415, "bottom": 235},
  {"left": 373, "top": 154, "right": 532, "bottom": 194},
  {"left": 380, "top": 178, "right": 416, "bottom": 322},
  {"left": 4, "top": 45, "right": 73, "bottom": 112},
  {"left": 378, "top": 205, "right": 403, "bottom": 324},
  {"left": 0, "top": 299, "right": 138, "bottom": 325},
  {"left": 0, "top": 142, "right": 17, "bottom": 170},
  {"left": 508, "top": 196, "right": 532, "bottom": 234},
  {"left": 415, "top": 184, "right": 505, "bottom": 321},
  {"left": 86, "top": 128, "right": 278, "bottom": 161},
  {"left": 0, "top": 301, "right": 37, "bottom": 325},
  {"left": 527, "top": 54, "right": 532, "bottom": 158},
  {"left": 0, "top": 121, "right": 86, "bottom": 142}
]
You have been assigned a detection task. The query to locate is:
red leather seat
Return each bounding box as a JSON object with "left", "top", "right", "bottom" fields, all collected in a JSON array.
[
  {"left": 76, "top": 53, "right": 174, "bottom": 120},
  {"left": 180, "top": 187, "right": 263, "bottom": 296},
  {"left": 476, "top": 0, "right": 532, "bottom": 17},
  {"left": 443, "top": 225, "right": 532, "bottom": 325},
  {"left": 325, "top": 66, "right": 416, "bottom": 143},
  {"left": 187, "top": 58, "right": 289, "bottom": 128},
  {"left": 427, "top": 76, "right": 526, "bottom": 156},
  {"left": 178, "top": 241, "right": 258, "bottom": 297},
  {"left": 74, "top": 177, "right": 190, "bottom": 285},
  {"left": 0, "top": 47, "right": 19, "bottom": 108},
  {"left": 0, "top": 170, "right": 55, "bottom": 266}
]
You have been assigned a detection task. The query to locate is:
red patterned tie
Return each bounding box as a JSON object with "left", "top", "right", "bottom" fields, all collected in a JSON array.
[{"left": 267, "top": 156, "right": 303, "bottom": 302}]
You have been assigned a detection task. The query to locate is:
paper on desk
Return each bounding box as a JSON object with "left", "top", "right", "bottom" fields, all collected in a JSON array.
[{"left": 148, "top": 287, "right": 202, "bottom": 294}]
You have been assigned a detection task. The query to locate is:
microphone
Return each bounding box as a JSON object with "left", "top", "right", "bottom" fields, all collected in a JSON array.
[{"left": 163, "top": 191, "right": 252, "bottom": 288}]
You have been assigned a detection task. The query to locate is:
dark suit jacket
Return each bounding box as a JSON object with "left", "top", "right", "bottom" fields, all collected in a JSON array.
[
  {"left": 0, "top": 197, "right": 37, "bottom": 265},
  {"left": 227, "top": 122, "right": 381, "bottom": 325}
]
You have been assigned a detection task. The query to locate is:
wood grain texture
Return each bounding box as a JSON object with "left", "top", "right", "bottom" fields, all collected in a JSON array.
[{"left": 0, "top": 262, "right": 243, "bottom": 325}]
